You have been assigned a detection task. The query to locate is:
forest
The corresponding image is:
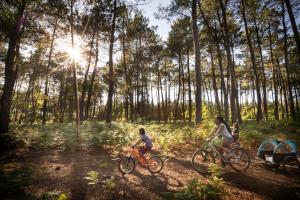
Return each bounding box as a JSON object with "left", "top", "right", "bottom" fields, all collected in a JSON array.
[{"left": 0, "top": 0, "right": 300, "bottom": 199}]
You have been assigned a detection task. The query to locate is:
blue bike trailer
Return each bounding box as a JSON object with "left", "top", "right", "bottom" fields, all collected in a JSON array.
[
  {"left": 273, "top": 140, "right": 297, "bottom": 163},
  {"left": 257, "top": 140, "right": 280, "bottom": 159}
]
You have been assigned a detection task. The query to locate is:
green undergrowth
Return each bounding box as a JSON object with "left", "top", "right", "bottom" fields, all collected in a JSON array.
[
  {"left": 0, "top": 165, "right": 37, "bottom": 200},
  {"left": 161, "top": 164, "right": 224, "bottom": 200},
  {"left": 240, "top": 120, "right": 300, "bottom": 148},
  {"left": 7, "top": 119, "right": 300, "bottom": 152}
]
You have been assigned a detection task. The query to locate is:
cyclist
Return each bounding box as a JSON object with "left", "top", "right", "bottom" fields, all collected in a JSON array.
[
  {"left": 207, "top": 116, "right": 234, "bottom": 155},
  {"left": 132, "top": 128, "right": 153, "bottom": 166}
]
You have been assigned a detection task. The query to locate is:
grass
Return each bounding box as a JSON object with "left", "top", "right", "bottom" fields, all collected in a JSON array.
[{"left": 6, "top": 119, "right": 300, "bottom": 152}]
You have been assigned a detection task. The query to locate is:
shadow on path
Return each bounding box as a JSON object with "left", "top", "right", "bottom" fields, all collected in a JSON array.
[{"left": 222, "top": 170, "right": 300, "bottom": 200}]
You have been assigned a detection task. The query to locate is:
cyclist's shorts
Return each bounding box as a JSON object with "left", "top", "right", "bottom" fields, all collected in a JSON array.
[{"left": 139, "top": 146, "right": 152, "bottom": 155}]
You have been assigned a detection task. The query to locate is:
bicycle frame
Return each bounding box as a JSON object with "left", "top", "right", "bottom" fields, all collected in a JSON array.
[
  {"left": 204, "top": 142, "right": 228, "bottom": 163},
  {"left": 128, "top": 147, "right": 153, "bottom": 166},
  {"left": 129, "top": 147, "right": 141, "bottom": 161}
]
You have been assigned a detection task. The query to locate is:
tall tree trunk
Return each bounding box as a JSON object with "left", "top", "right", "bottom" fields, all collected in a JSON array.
[
  {"left": 61, "top": 76, "right": 69, "bottom": 122},
  {"left": 254, "top": 18, "right": 268, "bottom": 121},
  {"left": 157, "top": 62, "right": 161, "bottom": 123},
  {"left": 219, "top": 0, "right": 238, "bottom": 123},
  {"left": 186, "top": 48, "right": 192, "bottom": 122},
  {"left": 42, "top": 22, "right": 57, "bottom": 124},
  {"left": 282, "top": 1, "right": 296, "bottom": 120},
  {"left": 157, "top": 59, "right": 166, "bottom": 122},
  {"left": 85, "top": 36, "right": 99, "bottom": 120},
  {"left": 164, "top": 58, "right": 169, "bottom": 122},
  {"left": 13, "top": 77, "right": 24, "bottom": 122},
  {"left": 70, "top": 0, "right": 80, "bottom": 130},
  {"left": 216, "top": 42, "right": 228, "bottom": 120},
  {"left": 182, "top": 57, "right": 186, "bottom": 122},
  {"left": 130, "top": 92, "right": 134, "bottom": 122},
  {"left": 209, "top": 46, "right": 221, "bottom": 115},
  {"left": 0, "top": 2, "right": 27, "bottom": 133},
  {"left": 278, "top": 63, "right": 289, "bottom": 119},
  {"left": 58, "top": 75, "right": 64, "bottom": 122},
  {"left": 174, "top": 54, "right": 182, "bottom": 122},
  {"left": 122, "top": 11, "right": 129, "bottom": 121},
  {"left": 192, "top": 0, "right": 202, "bottom": 124},
  {"left": 241, "top": 0, "right": 263, "bottom": 122},
  {"left": 232, "top": 45, "right": 242, "bottom": 124},
  {"left": 80, "top": 26, "right": 96, "bottom": 121},
  {"left": 283, "top": 0, "right": 300, "bottom": 64},
  {"left": 269, "top": 25, "right": 279, "bottom": 120},
  {"left": 273, "top": 63, "right": 279, "bottom": 120},
  {"left": 106, "top": 0, "right": 117, "bottom": 124}
]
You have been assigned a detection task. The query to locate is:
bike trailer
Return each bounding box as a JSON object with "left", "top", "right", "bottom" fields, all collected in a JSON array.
[
  {"left": 273, "top": 140, "right": 297, "bottom": 163},
  {"left": 257, "top": 140, "right": 280, "bottom": 160},
  {"left": 257, "top": 140, "right": 298, "bottom": 164}
]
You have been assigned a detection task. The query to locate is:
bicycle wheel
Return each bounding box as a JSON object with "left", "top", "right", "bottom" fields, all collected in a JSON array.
[
  {"left": 227, "top": 147, "right": 250, "bottom": 172},
  {"left": 148, "top": 155, "right": 164, "bottom": 173},
  {"left": 118, "top": 157, "right": 135, "bottom": 174},
  {"left": 192, "top": 149, "right": 215, "bottom": 174},
  {"left": 282, "top": 156, "right": 300, "bottom": 174}
]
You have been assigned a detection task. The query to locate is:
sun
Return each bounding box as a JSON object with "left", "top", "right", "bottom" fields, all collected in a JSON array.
[
  {"left": 55, "top": 34, "right": 87, "bottom": 67},
  {"left": 66, "top": 46, "right": 82, "bottom": 63}
]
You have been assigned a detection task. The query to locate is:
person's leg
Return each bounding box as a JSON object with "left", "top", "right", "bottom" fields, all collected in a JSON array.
[
  {"left": 214, "top": 138, "right": 225, "bottom": 155},
  {"left": 139, "top": 146, "right": 151, "bottom": 165},
  {"left": 139, "top": 146, "right": 147, "bottom": 165},
  {"left": 222, "top": 138, "right": 234, "bottom": 157}
]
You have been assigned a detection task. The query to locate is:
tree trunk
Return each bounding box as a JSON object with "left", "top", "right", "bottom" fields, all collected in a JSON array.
[
  {"left": 216, "top": 42, "right": 228, "bottom": 120},
  {"left": 241, "top": 0, "right": 263, "bottom": 122},
  {"left": 282, "top": 1, "right": 296, "bottom": 120},
  {"left": 254, "top": 18, "right": 268, "bottom": 121},
  {"left": 175, "top": 54, "right": 182, "bottom": 122},
  {"left": 186, "top": 48, "right": 192, "bottom": 122},
  {"left": 269, "top": 25, "right": 279, "bottom": 120},
  {"left": 182, "top": 57, "right": 186, "bottom": 122},
  {"left": 192, "top": 0, "right": 202, "bottom": 124},
  {"left": 85, "top": 35, "right": 99, "bottom": 120},
  {"left": 121, "top": 12, "right": 130, "bottom": 121},
  {"left": 70, "top": 0, "right": 80, "bottom": 131},
  {"left": 42, "top": 22, "right": 57, "bottom": 124},
  {"left": 0, "top": 2, "right": 27, "bottom": 133},
  {"left": 232, "top": 45, "right": 242, "bottom": 124},
  {"left": 157, "top": 62, "right": 161, "bottom": 123},
  {"left": 80, "top": 26, "right": 96, "bottom": 121},
  {"left": 209, "top": 46, "right": 221, "bottom": 115},
  {"left": 279, "top": 63, "right": 289, "bottom": 118},
  {"left": 105, "top": 0, "right": 117, "bottom": 124},
  {"left": 219, "top": 0, "right": 238, "bottom": 123},
  {"left": 283, "top": 0, "right": 300, "bottom": 64}
]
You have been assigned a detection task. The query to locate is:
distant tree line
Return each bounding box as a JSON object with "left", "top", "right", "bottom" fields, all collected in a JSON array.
[{"left": 0, "top": 0, "right": 299, "bottom": 134}]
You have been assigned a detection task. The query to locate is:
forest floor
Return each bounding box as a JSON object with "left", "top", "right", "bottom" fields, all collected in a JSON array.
[{"left": 0, "top": 120, "right": 300, "bottom": 200}]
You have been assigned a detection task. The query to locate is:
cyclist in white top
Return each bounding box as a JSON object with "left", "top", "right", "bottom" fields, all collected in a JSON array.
[{"left": 207, "top": 116, "right": 234, "bottom": 154}]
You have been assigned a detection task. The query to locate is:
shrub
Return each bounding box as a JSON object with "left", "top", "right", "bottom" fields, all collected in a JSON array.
[
  {"left": 161, "top": 164, "right": 224, "bottom": 200},
  {"left": 84, "top": 171, "right": 99, "bottom": 185}
]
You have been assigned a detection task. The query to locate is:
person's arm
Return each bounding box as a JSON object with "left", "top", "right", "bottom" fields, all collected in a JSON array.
[
  {"left": 207, "top": 125, "right": 224, "bottom": 141},
  {"left": 206, "top": 126, "right": 217, "bottom": 140},
  {"left": 132, "top": 139, "right": 143, "bottom": 147}
]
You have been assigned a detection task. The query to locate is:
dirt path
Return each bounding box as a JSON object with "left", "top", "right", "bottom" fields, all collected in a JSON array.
[{"left": 1, "top": 144, "right": 300, "bottom": 200}]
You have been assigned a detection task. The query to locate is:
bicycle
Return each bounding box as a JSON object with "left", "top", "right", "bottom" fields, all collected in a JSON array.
[
  {"left": 118, "top": 146, "right": 164, "bottom": 174},
  {"left": 192, "top": 136, "right": 251, "bottom": 174}
]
